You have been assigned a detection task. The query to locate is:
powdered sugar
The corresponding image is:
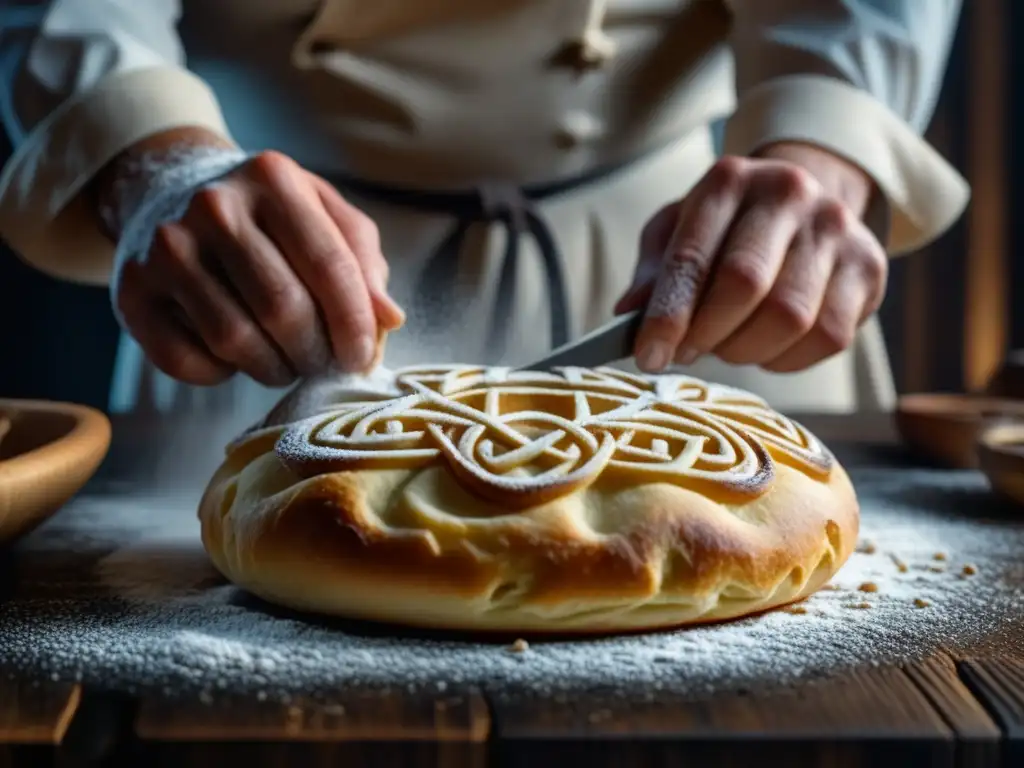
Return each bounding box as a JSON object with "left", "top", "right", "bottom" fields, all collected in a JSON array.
[
  {"left": 1, "top": 467, "right": 1022, "bottom": 702},
  {"left": 645, "top": 253, "right": 705, "bottom": 319},
  {"left": 269, "top": 365, "right": 832, "bottom": 507}
]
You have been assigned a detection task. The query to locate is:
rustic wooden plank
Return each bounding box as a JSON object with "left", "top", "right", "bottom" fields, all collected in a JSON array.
[
  {"left": 492, "top": 664, "right": 957, "bottom": 767},
  {"left": 135, "top": 688, "right": 489, "bottom": 742},
  {"left": 0, "top": 681, "right": 81, "bottom": 745},
  {"left": 129, "top": 687, "right": 490, "bottom": 768},
  {"left": 902, "top": 654, "right": 1001, "bottom": 768},
  {"left": 959, "top": 657, "right": 1024, "bottom": 743},
  {"left": 120, "top": 741, "right": 486, "bottom": 768},
  {"left": 903, "top": 655, "right": 1001, "bottom": 739}
]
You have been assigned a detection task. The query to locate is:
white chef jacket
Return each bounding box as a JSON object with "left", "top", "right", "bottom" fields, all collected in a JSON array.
[{"left": 0, "top": 0, "right": 969, "bottom": 419}]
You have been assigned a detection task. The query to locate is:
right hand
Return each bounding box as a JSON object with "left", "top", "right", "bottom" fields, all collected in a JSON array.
[{"left": 112, "top": 149, "right": 404, "bottom": 387}]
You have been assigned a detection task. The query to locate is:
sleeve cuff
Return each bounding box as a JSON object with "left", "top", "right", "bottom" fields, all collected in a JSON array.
[
  {"left": 723, "top": 74, "right": 970, "bottom": 255},
  {"left": 0, "top": 66, "right": 233, "bottom": 286}
]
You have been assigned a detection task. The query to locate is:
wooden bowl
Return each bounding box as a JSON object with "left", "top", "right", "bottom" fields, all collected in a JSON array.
[
  {"left": 895, "top": 393, "right": 1024, "bottom": 469},
  {"left": 0, "top": 399, "right": 112, "bottom": 544},
  {"left": 984, "top": 349, "right": 1024, "bottom": 399},
  {"left": 977, "top": 421, "right": 1024, "bottom": 507}
]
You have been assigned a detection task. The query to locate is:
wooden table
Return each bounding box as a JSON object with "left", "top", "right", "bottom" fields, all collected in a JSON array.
[{"left": 1, "top": 414, "right": 1022, "bottom": 768}]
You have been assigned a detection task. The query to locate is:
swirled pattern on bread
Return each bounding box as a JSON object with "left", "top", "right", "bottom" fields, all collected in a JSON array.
[{"left": 198, "top": 366, "right": 858, "bottom": 633}]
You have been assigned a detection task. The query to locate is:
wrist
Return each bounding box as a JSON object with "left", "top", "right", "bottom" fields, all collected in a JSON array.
[
  {"left": 755, "top": 141, "right": 876, "bottom": 219},
  {"left": 91, "top": 127, "right": 240, "bottom": 240},
  {"left": 97, "top": 130, "right": 250, "bottom": 332}
]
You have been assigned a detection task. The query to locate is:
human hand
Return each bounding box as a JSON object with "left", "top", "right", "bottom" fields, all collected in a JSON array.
[
  {"left": 101, "top": 130, "right": 404, "bottom": 387},
  {"left": 616, "top": 144, "right": 886, "bottom": 374}
]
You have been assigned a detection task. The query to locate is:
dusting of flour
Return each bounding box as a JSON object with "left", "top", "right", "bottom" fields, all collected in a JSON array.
[{"left": 1, "top": 468, "right": 1022, "bottom": 703}]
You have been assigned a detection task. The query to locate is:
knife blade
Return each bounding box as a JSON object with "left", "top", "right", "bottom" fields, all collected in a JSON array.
[{"left": 517, "top": 309, "right": 645, "bottom": 371}]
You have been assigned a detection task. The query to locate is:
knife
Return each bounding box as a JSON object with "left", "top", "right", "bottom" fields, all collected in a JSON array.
[{"left": 518, "top": 309, "right": 645, "bottom": 371}]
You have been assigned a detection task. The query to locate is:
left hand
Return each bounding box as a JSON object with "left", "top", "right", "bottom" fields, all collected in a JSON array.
[{"left": 616, "top": 143, "right": 887, "bottom": 374}]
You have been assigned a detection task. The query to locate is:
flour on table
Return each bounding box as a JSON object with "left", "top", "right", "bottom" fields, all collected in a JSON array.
[{"left": 1, "top": 468, "right": 1022, "bottom": 703}]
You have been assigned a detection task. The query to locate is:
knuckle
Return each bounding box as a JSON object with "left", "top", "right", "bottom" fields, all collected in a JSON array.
[
  {"left": 858, "top": 249, "right": 888, "bottom": 285},
  {"left": 261, "top": 283, "right": 307, "bottom": 328},
  {"left": 302, "top": 244, "right": 345, "bottom": 282},
  {"left": 190, "top": 187, "right": 240, "bottom": 232},
  {"left": 813, "top": 199, "right": 851, "bottom": 236},
  {"left": 763, "top": 292, "right": 817, "bottom": 336},
  {"left": 346, "top": 212, "right": 380, "bottom": 252},
  {"left": 354, "top": 214, "right": 380, "bottom": 245},
  {"left": 207, "top": 321, "right": 256, "bottom": 361},
  {"left": 247, "top": 150, "right": 296, "bottom": 186},
  {"left": 151, "top": 223, "right": 191, "bottom": 264},
  {"left": 772, "top": 165, "right": 817, "bottom": 203},
  {"left": 718, "top": 255, "right": 773, "bottom": 301},
  {"left": 706, "top": 156, "right": 746, "bottom": 192},
  {"left": 813, "top": 316, "right": 855, "bottom": 354}
]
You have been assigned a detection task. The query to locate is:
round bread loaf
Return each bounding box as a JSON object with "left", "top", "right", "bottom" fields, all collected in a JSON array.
[{"left": 198, "top": 365, "right": 858, "bottom": 633}]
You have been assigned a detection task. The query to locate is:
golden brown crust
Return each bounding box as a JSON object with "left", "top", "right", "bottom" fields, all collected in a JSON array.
[{"left": 198, "top": 366, "right": 859, "bottom": 633}]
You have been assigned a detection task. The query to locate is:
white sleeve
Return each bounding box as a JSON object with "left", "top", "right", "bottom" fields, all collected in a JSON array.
[
  {"left": 723, "top": 0, "right": 970, "bottom": 255},
  {"left": 0, "top": 0, "right": 233, "bottom": 284}
]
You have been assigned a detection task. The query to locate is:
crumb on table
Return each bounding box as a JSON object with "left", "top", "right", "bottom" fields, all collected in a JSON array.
[
  {"left": 784, "top": 606, "right": 808, "bottom": 615},
  {"left": 890, "top": 555, "right": 909, "bottom": 573},
  {"left": 858, "top": 582, "right": 879, "bottom": 594},
  {"left": 510, "top": 638, "right": 529, "bottom": 653},
  {"left": 933, "top": 552, "right": 947, "bottom": 562},
  {"left": 962, "top": 564, "right": 978, "bottom": 576},
  {"left": 857, "top": 541, "right": 877, "bottom": 555},
  {"left": 914, "top": 598, "right": 931, "bottom": 608},
  {"left": 848, "top": 602, "right": 872, "bottom": 610}
]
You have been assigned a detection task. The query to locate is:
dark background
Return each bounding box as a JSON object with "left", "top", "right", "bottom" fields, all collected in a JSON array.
[
  {"left": 0, "top": 1, "right": 1016, "bottom": 411},
  {"left": 1011, "top": 1, "right": 1023, "bottom": 352}
]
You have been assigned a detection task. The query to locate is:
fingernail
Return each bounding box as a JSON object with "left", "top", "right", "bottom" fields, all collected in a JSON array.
[
  {"left": 637, "top": 340, "right": 672, "bottom": 372},
  {"left": 371, "top": 288, "right": 406, "bottom": 329},
  {"left": 384, "top": 293, "right": 406, "bottom": 326},
  {"left": 675, "top": 347, "right": 699, "bottom": 366}
]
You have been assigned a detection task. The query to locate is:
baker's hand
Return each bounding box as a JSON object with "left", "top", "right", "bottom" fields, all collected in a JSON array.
[
  {"left": 616, "top": 143, "right": 886, "bottom": 374},
  {"left": 101, "top": 130, "right": 404, "bottom": 387}
]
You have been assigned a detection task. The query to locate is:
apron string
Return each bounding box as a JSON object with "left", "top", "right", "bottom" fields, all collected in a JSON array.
[{"left": 326, "top": 148, "right": 655, "bottom": 360}]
